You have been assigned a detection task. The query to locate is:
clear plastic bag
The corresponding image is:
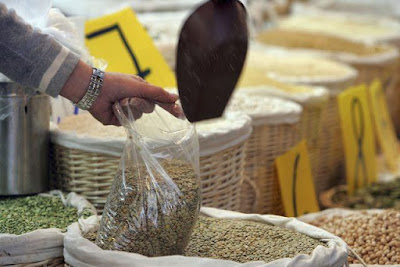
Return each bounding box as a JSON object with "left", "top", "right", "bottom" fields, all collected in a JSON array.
[{"left": 96, "top": 100, "right": 201, "bottom": 256}]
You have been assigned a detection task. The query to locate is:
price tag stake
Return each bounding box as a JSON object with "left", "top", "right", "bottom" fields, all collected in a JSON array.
[
  {"left": 86, "top": 25, "right": 151, "bottom": 79},
  {"left": 276, "top": 141, "right": 319, "bottom": 217},
  {"left": 369, "top": 80, "right": 399, "bottom": 172},
  {"left": 291, "top": 153, "right": 300, "bottom": 217},
  {"left": 338, "top": 85, "right": 377, "bottom": 195},
  {"left": 351, "top": 97, "right": 368, "bottom": 190},
  {"left": 85, "top": 8, "right": 176, "bottom": 88}
]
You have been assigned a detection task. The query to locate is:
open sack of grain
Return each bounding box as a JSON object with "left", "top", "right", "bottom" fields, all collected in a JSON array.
[
  {"left": 239, "top": 44, "right": 358, "bottom": 91},
  {"left": 256, "top": 29, "right": 399, "bottom": 92},
  {"left": 0, "top": 191, "right": 96, "bottom": 266},
  {"left": 64, "top": 207, "right": 348, "bottom": 267},
  {"left": 278, "top": 11, "right": 400, "bottom": 44},
  {"left": 300, "top": 209, "right": 400, "bottom": 266},
  {"left": 226, "top": 93, "right": 302, "bottom": 214}
]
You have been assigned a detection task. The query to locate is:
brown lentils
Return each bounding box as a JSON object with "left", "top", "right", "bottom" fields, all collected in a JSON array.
[
  {"left": 185, "top": 216, "right": 326, "bottom": 263},
  {"left": 309, "top": 210, "right": 400, "bottom": 265},
  {"left": 96, "top": 159, "right": 200, "bottom": 257}
]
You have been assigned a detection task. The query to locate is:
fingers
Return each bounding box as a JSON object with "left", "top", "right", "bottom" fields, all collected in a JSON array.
[
  {"left": 107, "top": 116, "right": 121, "bottom": 126},
  {"left": 120, "top": 97, "right": 184, "bottom": 120},
  {"left": 125, "top": 79, "right": 178, "bottom": 103},
  {"left": 129, "top": 98, "right": 155, "bottom": 114},
  {"left": 158, "top": 102, "right": 185, "bottom": 119},
  {"left": 119, "top": 97, "right": 156, "bottom": 120},
  {"left": 120, "top": 98, "right": 142, "bottom": 120},
  {"left": 129, "top": 74, "right": 148, "bottom": 84},
  {"left": 104, "top": 72, "right": 178, "bottom": 105}
]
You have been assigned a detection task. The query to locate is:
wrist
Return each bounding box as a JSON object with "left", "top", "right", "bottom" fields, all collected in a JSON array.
[{"left": 60, "top": 60, "right": 92, "bottom": 103}]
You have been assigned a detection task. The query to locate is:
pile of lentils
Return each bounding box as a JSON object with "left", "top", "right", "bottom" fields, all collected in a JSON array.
[
  {"left": 85, "top": 216, "right": 325, "bottom": 263},
  {"left": 96, "top": 159, "right": 201, "bottom": 257},
  {"left": 330, "top": 179, "right": 400, "bottom": 210},
  {"left": 0, "top": 195, "right": 92, "bottom": 235},
  {"left": 309, "top": 210, "right": 400, "bottom": 265},
  {"left": 184, "top": 216, "right": 326, "bottom": 263}
]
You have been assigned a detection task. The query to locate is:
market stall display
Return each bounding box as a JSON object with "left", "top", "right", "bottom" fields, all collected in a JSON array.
[
  {"left": 301, "top": 209, "right": 400, "bottom": 265},
  {"left": 276, "top": 11, "right": 400, "bottom": 135},
  {"left": 4, "top": 0, "right": 400, "bottom": 264},
  {"left": 0, "top": 191, "right": 95, "bottom": 266},
  {"left": 64, "top": 207, "right": 348, "bottom": 267},
  {"left": 227, "top": 93, "right": 302, "bottom": 214},
  {"left": 320, "top": 179, "right": 400, "bottom": 210},
  {"left": 196, "top": 113, "right": 252, "bottom": 211},
  {"left": 255, "top": 31, "right": 398, "bottom": 188},
  {"left": 51, "top": 110, "right": 251, "bottom": 213},
  {"left": 237, "top": 47, "right": 357, "bottom": 195}
]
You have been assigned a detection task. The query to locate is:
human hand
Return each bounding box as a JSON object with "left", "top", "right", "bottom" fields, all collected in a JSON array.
[
  {"left": 90, "top": 72, "right": 183, "bottom": 125},
  {"left": 60, "top": 61, "right": 183, "bottom": 126}
]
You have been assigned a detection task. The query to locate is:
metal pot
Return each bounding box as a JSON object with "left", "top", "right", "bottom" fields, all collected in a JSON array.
[{"left": 0, "top": 83, "right": 50, "bottom": 195}]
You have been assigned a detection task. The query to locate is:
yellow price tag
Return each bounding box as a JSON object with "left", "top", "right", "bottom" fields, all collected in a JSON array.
[
  {"left": 85, "top": 8, "right": 176, "bottom": 88},
  {"left": 369, "top": 79, "right": 399, "bottom": 173},
  {"left": 338, "top": 84, "right": 377, "bottom": 195},
  {"left": 275, "top": 141, "right": 319, "bottom": 217}
]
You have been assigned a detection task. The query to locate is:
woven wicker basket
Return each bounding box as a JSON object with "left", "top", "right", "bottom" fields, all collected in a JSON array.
[
  {"left": 241, "top": 43, "right": 361, "bottom": 194},
  {"left": 50, "top": 143, "right": 120, "bottom": 213},
  {"left": 238, "top": 47, "right": 359, "bottom": 196},
  {"left": 196, "top": 113, "right": 252, "bottom": 211},
  {"left": 199, "top": 142, "right": 246, "bottom": 211},
  {"left": 51, "top": 113, "right": 252, "bottom": 213},
  {"left": 227, "top": 94, "right": 302, "bottom": 214},
  {"left": 239, "top": 175, "right": 259, "bottom": 212},
  {"left": 317, "top": 96, "right": 347, "bottom": 190},
  {"left": 238, "top": 84, "right": 330, "bottom": 197}
]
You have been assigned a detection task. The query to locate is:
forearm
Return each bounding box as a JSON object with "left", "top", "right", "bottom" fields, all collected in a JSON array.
[
  {"left": 60, "top": 60, "right": 92, "bottom": 103},
  {"left": 0, "top": 3, "right": 80, "bottom": 96}
]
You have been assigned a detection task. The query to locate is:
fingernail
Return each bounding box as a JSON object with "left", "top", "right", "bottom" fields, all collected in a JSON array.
[
  {"left": 171, "top": 93, "right": 179, "bottom": 101},
  {"left": 174, "top": 104, "right": 185, "bottom": 119}
]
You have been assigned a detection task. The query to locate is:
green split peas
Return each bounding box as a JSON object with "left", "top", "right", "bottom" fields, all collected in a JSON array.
[{"left": 0, "top": 195, "right": 91, "bottom": 235}]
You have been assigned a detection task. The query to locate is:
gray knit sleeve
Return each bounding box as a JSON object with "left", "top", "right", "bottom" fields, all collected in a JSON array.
[{"left": 0, "top": 3, "right": 80, "bottom": 97}]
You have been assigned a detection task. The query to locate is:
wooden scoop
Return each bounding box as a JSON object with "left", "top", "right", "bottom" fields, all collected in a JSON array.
[{"left": 176, "top": 0, "right": 248, "bottom": 122}]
